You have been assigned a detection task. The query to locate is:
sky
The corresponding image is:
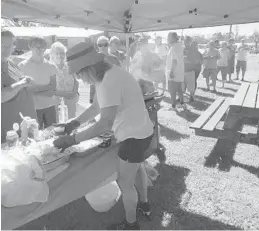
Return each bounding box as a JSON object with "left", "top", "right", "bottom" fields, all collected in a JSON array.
[{"left": 149, "top": 22, "right": 259, "bottom": 38}]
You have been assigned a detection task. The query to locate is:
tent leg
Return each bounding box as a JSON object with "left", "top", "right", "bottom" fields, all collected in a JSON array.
[{"left": 125, "top": 33, "right": 130, "bottom": 71}]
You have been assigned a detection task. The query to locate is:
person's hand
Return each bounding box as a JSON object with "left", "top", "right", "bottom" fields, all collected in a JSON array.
[
  {"left": 53, "top": 119, "right": 80, "bottom": 135},
  {"left": 18, "top": 76, "right": 34, "bottom": 88},
  {"left": 53, "top": 134, "right": 77, "bottom": 152}
]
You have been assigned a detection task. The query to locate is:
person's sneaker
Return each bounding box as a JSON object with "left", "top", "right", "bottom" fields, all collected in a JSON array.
[
  {"left": 107, "top": 220, "right": 140, "bottom": 230},
  {"left": 137, "top": 202, "right": 152, "bottom": 217}
]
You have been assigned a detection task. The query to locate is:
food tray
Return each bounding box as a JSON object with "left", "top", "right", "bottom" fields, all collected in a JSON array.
[
  {"left": 64, "top": 137, "right": 111, "bottom": 158},
  {"left": 42, "top": 155, "right": 70, "bottom": 172}
]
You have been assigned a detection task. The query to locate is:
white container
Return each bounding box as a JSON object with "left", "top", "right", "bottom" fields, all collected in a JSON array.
[
  {"left": 58, "top": 98, "right": 68, "bottom": 123},
  {"left": 85, "top": 181, "right": 121, "bottom": 213}
]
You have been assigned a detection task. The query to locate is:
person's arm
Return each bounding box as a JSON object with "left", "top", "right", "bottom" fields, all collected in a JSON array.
[
  {"left": 75, "top": 105, "right": 117, "bottom": 142},
  {"left": 1, "top": 80, "right": 26, "bottom": 103},
  {"left": 75, "top": 94, "right": 100, "bottom": 124}
]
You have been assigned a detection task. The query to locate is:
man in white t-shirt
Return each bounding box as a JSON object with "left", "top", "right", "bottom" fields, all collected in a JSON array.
[
  {"left": 236, "top": 39, "right": 249, "bottom": 81},
  {"left": 53, "top": 42, "right": 154, "bottom": 230},
  {"left": 166, "top": 32, "right": 185, "bottom": 109},
  {"left": 19, "top": 36, "right": 57, "bottom": 129}
]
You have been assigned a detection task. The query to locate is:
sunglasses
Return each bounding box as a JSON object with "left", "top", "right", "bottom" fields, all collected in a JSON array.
[{"left": 97, "top": 43, "right": 108, "bottom": 48}]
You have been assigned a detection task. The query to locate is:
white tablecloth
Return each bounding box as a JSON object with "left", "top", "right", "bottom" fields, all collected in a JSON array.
[{"left": 2, "top": 144, "right": 119, "bottom": 230}]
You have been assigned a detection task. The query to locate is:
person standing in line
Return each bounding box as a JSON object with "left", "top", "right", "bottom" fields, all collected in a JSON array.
[
  {"left": 191, "top": 40, "right": 203, "bottom": 91},
  {"left": 183, "top": 36, "right": 197, "bottom": 102},
  {"left": 1, "top": 28, "right": 37, "bottom": 142},
  {"left": 18, "top": 36, "right": 58, "bottom": 129},
  {"left": 109, "top": 36, "right": 126, "bottom": 65},
  {"left": 154, "top": 36, "right": 168, "bottom": 91},
  {"left": 214, "top": 39, "right": 220, "bottom": 50},
  {"left": 227, "top": 38, "right": 236, "bottom": 83},
  {"left": 217, "top": 42, "right": 230, "bottom": 88},
  {"left": 155, "top": 36, "right": 168, "bottom": 60},
  {"left": 49, "top": 42, "right": 79, "bottom": 119},
  {"left": 235, "top": 39, "right": 249, "bottom": 81},
  {"left": 165, "top": 32, "right": 185, "bottom": 109},
  {"left": 89, "top": 36, "right": 121, "bottom": 104},
  {"left": 202, "top": 41, "right": 221, "bottom": 92},
  {"left": 128, "top": 34, "right": 140, "bottom": 60}
]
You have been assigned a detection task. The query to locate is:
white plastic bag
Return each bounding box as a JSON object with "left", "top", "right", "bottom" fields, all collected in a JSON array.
[{"left": 1, "top": 148, "right": 49, "bottom": 207}]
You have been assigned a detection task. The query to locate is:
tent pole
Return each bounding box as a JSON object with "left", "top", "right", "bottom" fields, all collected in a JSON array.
[
  {"left": 229, "top": 24, "right": 232, "bottom": 39},
  {"left": 125, "top": 33, "right": 130, "bottom": 71}
]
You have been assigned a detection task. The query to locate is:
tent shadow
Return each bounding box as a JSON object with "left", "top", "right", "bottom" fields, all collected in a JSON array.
[{"left": 141, "top": 163, "right": 241, "bottom": 230}]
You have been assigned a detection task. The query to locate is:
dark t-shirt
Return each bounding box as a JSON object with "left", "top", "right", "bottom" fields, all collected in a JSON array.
[
  {"left": 1, "top": 61, "right": 36, "bottom": 143},
  {"left": 110, "top": 50, "right": 126, "bottom": 63},
  {"left": 105, "top": 54, "right": 121, "bottom": 66}
]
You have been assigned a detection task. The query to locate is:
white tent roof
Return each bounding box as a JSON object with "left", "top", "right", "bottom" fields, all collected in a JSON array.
[
  {"left": 6, "top": 26, "right": 102, "bottom": 38},
  {"left": 2, "top": 0, "right": 259, "bottom": 32}
]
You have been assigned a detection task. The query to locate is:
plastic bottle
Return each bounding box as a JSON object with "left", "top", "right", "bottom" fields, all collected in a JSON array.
[
  {"left": 6, "top": 130, "right": 19, "bottom": 148},
  {"left": 58, "top": 98, "right": 68, "bottom": 123}
]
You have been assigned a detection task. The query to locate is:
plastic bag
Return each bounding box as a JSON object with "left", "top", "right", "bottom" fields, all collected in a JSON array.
[{"left": 1, "top": 148, "right": 49, "bottom": 207}]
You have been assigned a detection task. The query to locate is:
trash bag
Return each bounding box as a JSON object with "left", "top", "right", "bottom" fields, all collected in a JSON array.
[{"left": 1, "top": 148, "right": 49, "bottom": 207}]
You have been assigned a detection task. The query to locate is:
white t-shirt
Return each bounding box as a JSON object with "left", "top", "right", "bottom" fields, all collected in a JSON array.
[
  {"left": 236, "top": 45, "right": 249, "bottom": 61},
  {"left": 19, "top": 59, "right": 58, "bottom": 110},
  {"left": 155, "top": 44, "right": 168, "bottom": 57},
  {"left": 165, "top": 42, "right": 184, "bottom": 82},
  {"left": 95, "top": 66, "right": 154, "bottom": 142},
  {"left": 217, "top": 48, "right": 230, "bottom": 67}
]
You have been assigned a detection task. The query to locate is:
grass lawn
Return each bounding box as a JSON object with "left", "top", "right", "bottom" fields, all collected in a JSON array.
[{"left": 20, "top": 54, "right": 259, "bottom": 230}]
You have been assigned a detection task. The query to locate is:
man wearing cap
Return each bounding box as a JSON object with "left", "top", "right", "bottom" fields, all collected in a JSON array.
[
  {"left": 236, "top": 39, "right": 249, "bottom": 81},
  {"left": 166, "top": 32, "right": 185, "bottom": 109},
  {"left": 53, "top": 41, "right": 154, "bottom": 230}
]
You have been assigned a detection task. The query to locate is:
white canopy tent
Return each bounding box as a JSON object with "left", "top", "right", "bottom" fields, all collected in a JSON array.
[{"left": 2, "top": 0, "right": 259, "bottom": 33}]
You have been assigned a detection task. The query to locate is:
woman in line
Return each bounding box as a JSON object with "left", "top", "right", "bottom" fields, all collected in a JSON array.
[
  {"left": 53, "top": 41, "right": 154, "bottom": 230},
  {"left": 217, "top": 42, "right": 230, "bottom": 88},
  {"left": 49, "top": 42, "right": 79, "bottom": 119},
  {"left": 1, "top": 28, "right": 36, "bottom": 142},
  {"left": 89, "top": 36, "right": 121, "bottom": 104}
]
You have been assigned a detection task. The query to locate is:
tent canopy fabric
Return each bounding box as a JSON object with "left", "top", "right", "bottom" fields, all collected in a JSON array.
[
  {"left": 2, "top": 0, "right": 259, "bottom": 33},
  {"left": 6, "top": 27, "right": 102, "bottom": 38}
]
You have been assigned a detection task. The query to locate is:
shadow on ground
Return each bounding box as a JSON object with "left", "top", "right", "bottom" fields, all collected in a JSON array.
[
  {"left": 18, "top": 163, "right": 241, "bottom": 230},
  {"left": 204, "top": 139, "right": 259, "bottom": 177},
  {"left": 175, "top": 107, "right": 201, "bottom": 122},
  {"left": 159, "top": 124, "right": 190, "bottom": 141}
]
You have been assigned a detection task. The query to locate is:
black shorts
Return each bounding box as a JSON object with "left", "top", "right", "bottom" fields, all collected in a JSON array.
[
  {"left": 236, "top": 60, "right": 247, "bottom": 73},
  {"left": 118, "top": 134, "right": 153, "bottom": 163}
]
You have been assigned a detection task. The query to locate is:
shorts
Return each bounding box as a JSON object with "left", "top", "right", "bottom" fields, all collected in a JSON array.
[
  {"left": 228, "top": 58, "right": 235, "bottom": 74},
  {"left": 203, "top": 68, "right": 217, "bottom": 79},
  {"left": 184, "top": 71, "right": 195, "bottom": 93},
  {"left": 118, "top": 134, "right": 153, "bottom": 163},
  {"left": 217, "top": 66, "right": 228, "bottom": 80},
  {"left": 236, "top": 60, "right": 247, "bottom": 73},
  {"left": 36, "top": 106, "right": 57, "bottom": 129}
]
